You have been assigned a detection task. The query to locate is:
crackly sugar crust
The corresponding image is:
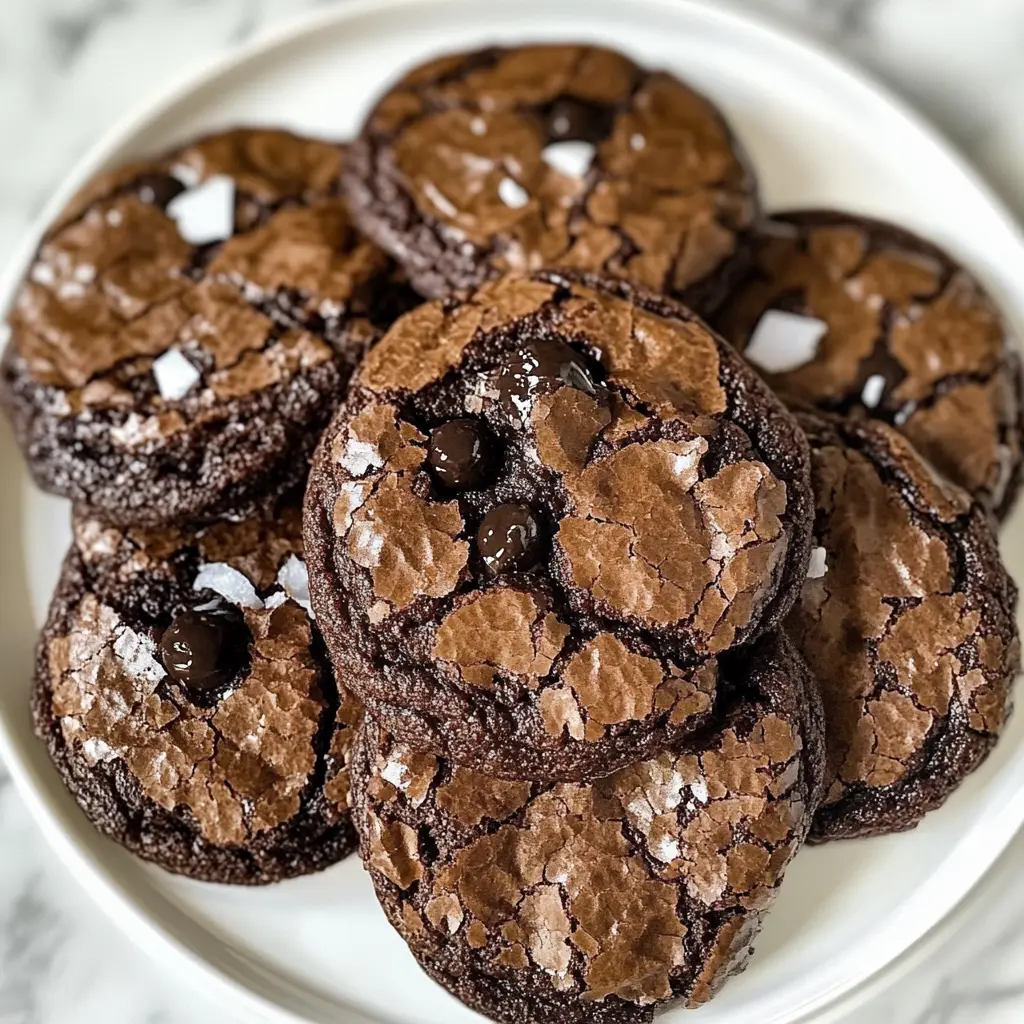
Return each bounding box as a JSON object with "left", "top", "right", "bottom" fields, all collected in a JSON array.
[
  {"left": 350, "top": 632, "right": 826, "bottom": 1022},
  {"left": 788, "top": 411, "right": 1020, "bottom": 841},
  {"left": 32, "top": 497, "right": 361, "bottom": 884},
  {"left": 1, "top": 128, "right": 408, "bottom": 527},
  {"left": 343, "top": 44, "right": 758, "bottom": 313},
  {"left": 716, "top": 211, "right": 1024, "bottom": 518},
  {"left": 304, "top": 270, "right": 814, "bottom": 782}
]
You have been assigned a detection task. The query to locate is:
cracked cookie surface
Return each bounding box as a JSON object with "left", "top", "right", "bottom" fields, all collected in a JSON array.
[
  {"left": 715, "top": 211, "right": 1024, "bottom": 517},
  {"left": 1, "top": 128, "right": 406, "bottom": 527},
  {"left": 787, "top": 411, "right": 1019, "bottom": 841},
  {"left": 32, "top": 494, "right": 362, "bottom": 884},
  {"left": 350, "top": 632, "right": 825, "bottom": 1022},
  {"left": 343, "top": 44, "right": 758, "bottom": 313},
  {"left": 303, "top": 270, "right": 814, "bottom": 781}
]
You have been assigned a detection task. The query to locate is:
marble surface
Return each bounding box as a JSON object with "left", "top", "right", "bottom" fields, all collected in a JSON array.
[{"left": 2, "top": 0, "right": 1024, "bottom": 1021}]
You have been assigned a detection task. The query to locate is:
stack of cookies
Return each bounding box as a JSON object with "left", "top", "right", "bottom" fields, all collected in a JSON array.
[{"left": 2, "top": 42, "right": 1021, "bottom": 1022}]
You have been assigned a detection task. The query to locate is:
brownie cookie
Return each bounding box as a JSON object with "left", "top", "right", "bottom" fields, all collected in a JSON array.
[
  {"left": 343, "top": 44, "right": 757, "bottom": 312},
  {"left": 2, "top": 128, "right": 402, "bottom": 527},
  {"left": 350, "top": 632, "right": 826, "bottom": 1021},
  {"left": 33, "top": 497, "right": 362, "bottom": 884},
  {"left": 716, "top": 212, "right": 1024, "bottom": 517},
  {"left": 786, "top": 411, "right": 1019, "bottom": 841},
  {"left": 304, "top": 270, "right": 814, "bottom": 781}
]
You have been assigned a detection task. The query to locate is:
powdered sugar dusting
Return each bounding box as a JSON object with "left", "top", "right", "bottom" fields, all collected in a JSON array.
[{"left": 113, "top": 626, "right": 166, "bottom": 683}]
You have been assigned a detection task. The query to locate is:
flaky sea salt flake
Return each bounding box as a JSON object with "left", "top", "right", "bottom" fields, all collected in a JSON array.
[
  {"left": 193, "top": 563, "right": 263, "bottom": 609},
  {"left": 745, "top": 310, "right": 828, "bottom": 373},
  {"left": 152, "top": 348, "right": 200, "bottom": 401},
  {"left": 542, "top": 141, "right": 595, "bottom": 178},
  {"left": 166, "top": 174, "right": 235, "bottom": 245}
]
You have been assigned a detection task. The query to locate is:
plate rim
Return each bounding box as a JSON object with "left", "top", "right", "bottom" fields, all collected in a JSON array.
[{"left": 1, "top": 1, "right": 1022, "bottom": 1022}]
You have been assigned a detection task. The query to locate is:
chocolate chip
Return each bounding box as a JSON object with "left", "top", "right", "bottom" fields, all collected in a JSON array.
[
  {"left": 132, "top": 172, "right": 186, "bottom": 209},
  {"left": 544, "top": 98, "right": 614, "bottom": 145},
  {"left": 159, "top": 607, "right": 248, "bottom": 693},
  {"left": 428, "top": 419, "right": 495, "bottom": 490},
  {"left": 496, "top": 338, "right": 604, "bottom": 420},
  {"left": 476, "top": 504, "right": 541, "bottom": 575}
]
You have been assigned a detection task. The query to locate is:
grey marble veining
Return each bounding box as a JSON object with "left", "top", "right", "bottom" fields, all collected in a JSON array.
[{"left": 2, "top": 1, "right": 1024, "bottom": 1022}]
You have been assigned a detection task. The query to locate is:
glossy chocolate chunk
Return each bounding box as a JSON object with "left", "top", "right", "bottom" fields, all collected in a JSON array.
[
  {"left": 476, "top": 503, "right": 541, "bottom": 575},
  {"left": 427, "top": 419, "right": 494, "bottom": 491},
  {"left": 496, "top": 338, "right": 603, "bottom": 421},
  {"left": 159, "top": 607, "right": 248, "bottom": 692}
]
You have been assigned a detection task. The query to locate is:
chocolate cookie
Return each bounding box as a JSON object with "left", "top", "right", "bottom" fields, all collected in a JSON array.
[
  {"left": 350, "top": 632, "right": 825, "bottom": 1021},
  {"left": 786, "top": 411, "right": 1019, "bottom": 841},
  {"left": 343, "top": 44, "right": 757, "bottom": 313},
  {"left": 2, "top": 128, "right": 403, "bottom": 527},
  {"left": 715, "top": 211, "right": 1024, "bottom": 517},
  {"left": 304, "top": 270, "right": 814, "bottom": 781},
  {"left": 33, "top": 496, "right": 362, "bottom": 884}
]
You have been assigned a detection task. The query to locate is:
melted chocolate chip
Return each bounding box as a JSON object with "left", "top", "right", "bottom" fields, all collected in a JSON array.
[
  {"left": 428, "top": 419, "right": 495, "bottom": 490},
  {"left": 496, "top": 338, "right": 603, "bottom": 420},
  {"left": 544, "top": 97, "right": 615, "bottom": 145},
  {"left": 132, "top": 172, "right": 186, "bottom": 209},
  {"left": 159, "top": 607, "right": 248, "bottom": 693},
  {"left": 476, "top": 504, "right": 542, "bottom": 575}
]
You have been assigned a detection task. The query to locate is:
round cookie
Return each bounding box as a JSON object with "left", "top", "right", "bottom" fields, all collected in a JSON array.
[
  {"left": 715, "top": 211, "right": 1024, "bottom": 517},
  {"left": 350, "top": 632, "right": 826, "bottom": 1022},
  {"left": 33, "top": 496, "right": 362, "bottom": 884},
  {"left": 304, "top": 270, "right": 814, "bottom": 782},
  {"left": 2, "top": 128, "right": 403, "bottom": 527},
  {"left": 786, "top": 411, "right": 1019, "bottom": 841},
  {"left": 343, "top": 44, "right": 757, "bottom": 313}
]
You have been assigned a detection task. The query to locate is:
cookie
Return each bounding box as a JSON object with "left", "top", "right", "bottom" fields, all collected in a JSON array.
[
  {"left": 32, "top": 496, "right": 362, "bottom": 884},
  {"left": 343, "top": 44, "right": 757, "bottom": 313},
  {"left": 304, "top": 270, "right": 814, "bottom": 781},
  {"left": 2, "top": 128, "right": 404, "bottom": 528},
  {"left": 715, "top": 211, "right": 1024, "bottom": 517},
  {"left": 786, "top": 411, "right": 1019, "bottom": 841},
  {"left": 350, "top": 632, "right": 826, "bottom": 1021}
]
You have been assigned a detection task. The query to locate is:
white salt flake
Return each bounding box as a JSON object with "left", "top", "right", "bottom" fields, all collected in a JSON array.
[
  {"left": 861, "top": 374, "right": 886, "bottom": 409},
  {"left": 166, "top": 174, "right": 235, "bottom": 245},
  {"left": 498, "top": 177, "right": 529, "bottom": 209},
  {"left": 470, "top": 116, "right": 487, "bottom": 136},
  {"left": 193, "top": 563, "right": 263, "bottom": 609},
  {"left": 152, "top": 348, "right": 201, "bottom": 401},
  {"left": 745, "top": 310, "right": 828, "bottom": 374},
  {"left": 542, "top": 140, "right": 595, "bottom": 178},
  {"left": 807, "top": 546, "right": 828, "bottom": 579},
  {"left": 264, "top": 591, "right": 288, "bottom": 610},
  {"left": 630, "top": 133, "right": 646, "bottom": 151},
  {"left": 276, "top": 555, "right": 312, "bottom": 615},
  {"left": 689, "top": 779, "right": 709, "bottom": 804},
  {"left": 113, "top": 627, "right": 167, "bottom": 683}
]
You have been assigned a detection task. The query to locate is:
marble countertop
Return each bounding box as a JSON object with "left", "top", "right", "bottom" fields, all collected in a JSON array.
[{"left": 3, "top": 1, "right": 1024, "bottom": 1021}]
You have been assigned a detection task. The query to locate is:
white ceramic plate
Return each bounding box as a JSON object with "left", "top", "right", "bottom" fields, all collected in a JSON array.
[{"left": 2, "top": 1, "right": 1024, "bottom": 1022}]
